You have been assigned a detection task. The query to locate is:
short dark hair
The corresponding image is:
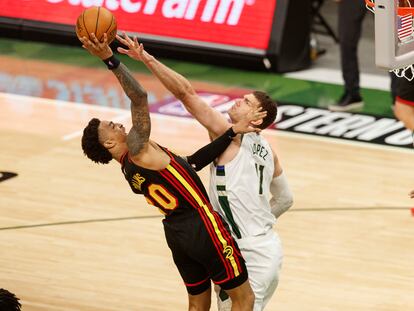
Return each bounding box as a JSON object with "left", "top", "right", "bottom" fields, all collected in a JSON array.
[
  {"left": 253, "top": 91, "right": 277, "bottom": 130},
  {"left": 81, "top": 118, "right": 113, "bottom": 164},
  {"left": 0, "top": 288, "right": 22, "bottom": 311}
]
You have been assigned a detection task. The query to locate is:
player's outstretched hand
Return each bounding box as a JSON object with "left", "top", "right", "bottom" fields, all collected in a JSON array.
[
  {"left": 79, "top": 33, "right": 113, "bottom": 60},
  {"left": 116, "top": 32, "right": 153, "bottom": 63},
  {"left": 232, "top": 107, "right": 267, "bottom": 134},
  {"left": 409, "top": 189, "right": 414, "bottom": 198}
]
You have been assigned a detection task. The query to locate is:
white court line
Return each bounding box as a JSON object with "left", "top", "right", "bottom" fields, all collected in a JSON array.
[
  {"left": 285, "top": 68, "right": 391, "bottom": 91},
  {"left": 1, "top": 92, "right": 411, "bottom": 153},
  {"left": 269, "top": 130, "right": 414, "bottom": 155},
  {"left": 0, "top": 92, "right": 128, "bottom": 114}
]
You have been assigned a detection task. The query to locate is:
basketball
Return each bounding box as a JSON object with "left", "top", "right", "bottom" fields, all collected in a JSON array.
[{"left": 75, "top": 7, "right": 117, "bottom": 44}]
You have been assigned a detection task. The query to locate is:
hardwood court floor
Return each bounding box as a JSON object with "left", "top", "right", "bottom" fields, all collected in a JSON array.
[{"left": 1, "top": 93, "right": 413, "bottom": 311}]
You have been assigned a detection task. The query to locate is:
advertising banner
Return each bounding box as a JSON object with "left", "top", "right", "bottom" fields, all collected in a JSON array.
[{"left": 0, "top": 0, "right": 277, "bottom": 50}]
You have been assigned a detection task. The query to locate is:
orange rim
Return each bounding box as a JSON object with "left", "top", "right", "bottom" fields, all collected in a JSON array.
[
  {"left": 365, "top": 0, "right": 374, "bottom": 8},
  {"left": 365, "top": 0, "right": 414, "bottom": 15}
]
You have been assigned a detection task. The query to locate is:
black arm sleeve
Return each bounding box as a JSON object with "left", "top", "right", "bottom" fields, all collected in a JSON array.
[{"left": 185, "top": 127, "right": 236, "bottom": 171}]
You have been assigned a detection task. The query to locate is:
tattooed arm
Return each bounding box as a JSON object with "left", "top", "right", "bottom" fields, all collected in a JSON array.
[
  {"left": 111, "top": 63, "right": 150, "bottom": 156},
  {"left": 80, "top": 33, "right": 150, "bottom": 156},
  {"left": 116, "top": 33, "right": 230, "bottom": 139}
]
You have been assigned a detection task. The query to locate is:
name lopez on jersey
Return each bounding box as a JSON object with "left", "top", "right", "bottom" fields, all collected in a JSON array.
[{"left": 252, "top": 143, "right": 269, "bottom": 160}]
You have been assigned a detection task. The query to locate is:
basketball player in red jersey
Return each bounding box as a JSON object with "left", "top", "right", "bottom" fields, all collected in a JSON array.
[
  {"left": 392, "top": 78, "right": 414, "bottom": 198},
  {"left": 394, "top": 78, "right": 414, "bottom": 134},
  {"left": 79, "top": 33, "right": 267, "bottom": 311}
]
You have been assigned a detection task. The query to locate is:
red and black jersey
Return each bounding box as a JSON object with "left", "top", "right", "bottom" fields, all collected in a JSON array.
[
  {"left": 396, "top": 78, "right": 414, "bottom": 106},
  {"left": 121, "top": 146, "right": 211, "bottom": 216},
  {"left": 120, "top": 145, "right": 248, "bottom": 293}
]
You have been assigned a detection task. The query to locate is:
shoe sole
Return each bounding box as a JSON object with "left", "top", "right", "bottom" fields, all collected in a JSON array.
[{"left": 328, "top": 101, "right": 364, "bottom": 112}]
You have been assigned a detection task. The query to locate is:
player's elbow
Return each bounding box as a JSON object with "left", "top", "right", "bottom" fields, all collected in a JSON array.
[
  {"left": 175, "top": 84, "right": 195, "bottom": 100},
  {"left": 270, "top": 191, "right": 294, "bottom": 219},
  {"left": 284, "top": 194, "right": 294, "bottom": 211}
]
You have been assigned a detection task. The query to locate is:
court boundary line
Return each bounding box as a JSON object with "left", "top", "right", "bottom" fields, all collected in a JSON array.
[
  {"left": 1, "top": 92, "right": 412, "bottom": 154},
  {"left": 0, "top": 215, "right": 163, "bottom": 231},
  {"left": 0, "top": 207, "right": 410, "bottom": 231}
]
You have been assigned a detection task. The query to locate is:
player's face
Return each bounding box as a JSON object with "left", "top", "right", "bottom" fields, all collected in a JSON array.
[
  {"left": 98, "top": 120, "right": 127, "bottom": 144},
  {"left": 228, "top": 93, "right": 261, "bottom": 123}
]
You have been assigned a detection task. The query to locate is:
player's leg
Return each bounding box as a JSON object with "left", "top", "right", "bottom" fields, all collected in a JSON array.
[
  {"left": 394, "top": 100, "right": 414, "bottom": 130},
  {"left": 235, "top": 232, "right": 283, "bottom": 311},
  {"left": 192, "top": 208, "right": 254, "bottom": 310},
  {"left": 223, "top": 280, "right": 254, "bottom": 311},
  {"left": 393, "top": 78, "right": 414, "bottom": 131},
  {"left": 215, "top": 284, "right": 232, "bottom": 311},
  {"left": 259, "top": 232, "right": 283, "bottom": 309},
  {"left": 188, "top": 287, "right": 212, "bottom": 311},
  {"left": 162, "top": 215, "right": 212, "bottom": 311}
]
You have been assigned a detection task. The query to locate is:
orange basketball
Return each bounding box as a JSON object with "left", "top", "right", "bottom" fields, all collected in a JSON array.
[{"left": 75, "top": 7, "right": 117, "bottom": 44}]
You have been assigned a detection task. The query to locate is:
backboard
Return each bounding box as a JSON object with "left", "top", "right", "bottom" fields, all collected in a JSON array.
[{"left": 366, "top": 0, "right": 414, "bottom": 72}]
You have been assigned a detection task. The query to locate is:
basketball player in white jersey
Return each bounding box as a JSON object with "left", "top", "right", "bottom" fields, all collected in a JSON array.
[{"left": 117, "top": 33, "right": 294, "bottom": 311}]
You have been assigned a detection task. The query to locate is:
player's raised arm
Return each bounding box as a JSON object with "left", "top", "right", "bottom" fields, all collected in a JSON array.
[
  {"left": 80, "top": 33, "right": 150, "bottom": 156},
  {"left": 116, "top": 33, "right": 230, "bottom": 138}
]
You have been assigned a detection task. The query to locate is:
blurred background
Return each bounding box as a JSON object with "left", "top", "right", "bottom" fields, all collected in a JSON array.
[
  {"left": 1, "top": 1, "right": 414, "bottom": 310},
  {"left": 0, "top": 0, "right": 394, "bottom": 116}
]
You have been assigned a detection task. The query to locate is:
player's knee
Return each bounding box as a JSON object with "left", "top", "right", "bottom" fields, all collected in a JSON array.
[
  {"left": 188, "top": 292, "right": 211, "bottom": 311},
  {"left": 188, "top": 300, "right": 210, "bottom": 311},
  {"left": 245, "top": 289, "right": 255, "bottom": 308},
  {"left": 394, "top": 102, "right": 414, "bottom": 130},
  {"left": 232, "top": 287, "right": 255, "bottom": 310}
]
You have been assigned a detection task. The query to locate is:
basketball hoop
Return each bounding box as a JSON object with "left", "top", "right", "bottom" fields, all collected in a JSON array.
[
  {"left": 365, "top": 0, "right": 414, "bottom": 15},
  {"left": 366, "top": 0, "right": 414, "bottom": 81}
]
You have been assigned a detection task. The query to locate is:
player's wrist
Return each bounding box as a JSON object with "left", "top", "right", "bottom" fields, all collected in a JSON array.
[
  {"left": 102, "top": 54, "right": 120, "bottom": 70},
  {"left": 227, "top": 126, "right": 237, "bottom": 137},
  {"left": 143, "top": 55, "right": 156, "bottom": 66}
]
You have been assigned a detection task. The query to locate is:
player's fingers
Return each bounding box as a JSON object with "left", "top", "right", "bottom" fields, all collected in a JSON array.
[
  {"left": 253, "top": 111, "right": 267, "bottom": 120},
  {"left": 82, "top": 37, "right": 95, "bottom": 49},
  {"left": 251, "top": 107, "right": 264, "bottom": 117},
  {"left": 123, "top": 31, "right": 134, "bottom": 45},
  {"left": 117, "top": 47, "right": 129, "bottom": 55},
  {"left": 90, "top": 33, "right": 100, "bottom": 45},
  {"left": 138, "top": 43, "right": 144, "bottom": 53},
  {"left": 249, "top": 125, "right": 261, "bottom": 133},
  {"left": 97, "top": 33, "right": 107, "bottom": 47},
  {"left": 132, "top": 36, "right": 139, "bottom": 47},
  {"left": 116, "top": 34, "right": 128, "bottom": 46},
  {"left": 122, "top": 31, "right": 129, "bottom": 41},
  {"left": 80, "top": 36, "right": 91, "bottom": 45}
]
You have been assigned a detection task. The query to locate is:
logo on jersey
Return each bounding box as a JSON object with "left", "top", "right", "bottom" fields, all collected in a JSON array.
[
  {"left": 131, "top": 173, "right": 145, "bottom": 191},
  {"left": 223, "top": 246, "right": 234, "bottom": 259},
  {"left": 0, "top": 172, "right": 18, "bottom": 183}
]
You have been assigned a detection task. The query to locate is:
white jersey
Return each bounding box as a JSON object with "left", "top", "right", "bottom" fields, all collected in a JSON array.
[{"left": 209, "top": 132, "right": 275, "bottom": 238}]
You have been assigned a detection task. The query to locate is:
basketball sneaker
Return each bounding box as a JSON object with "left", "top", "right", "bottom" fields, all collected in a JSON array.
[{"left": 328, "top": 93, "right": 364, "bottom": 112}]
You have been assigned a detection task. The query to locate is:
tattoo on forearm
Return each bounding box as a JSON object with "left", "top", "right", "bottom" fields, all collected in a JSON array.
[
  {"left": 113, "top": 63, "right": 151, "bottom": 155},
  {"left": 113, "top": 63, "right": 147, "bottom": 104}
]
